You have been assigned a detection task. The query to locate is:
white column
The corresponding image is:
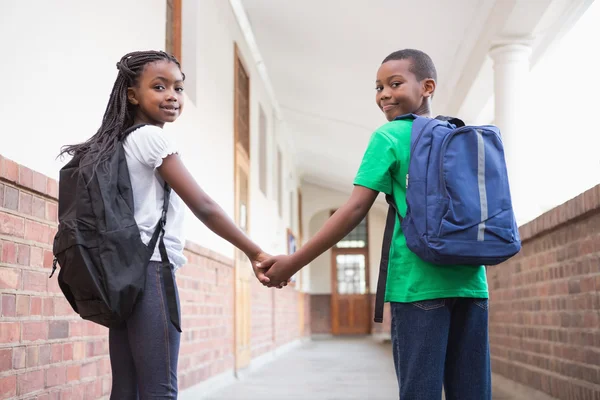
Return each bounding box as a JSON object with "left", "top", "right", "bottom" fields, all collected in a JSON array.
[{"left": 489, "top": 43, "right": 531, "bottom": 226}]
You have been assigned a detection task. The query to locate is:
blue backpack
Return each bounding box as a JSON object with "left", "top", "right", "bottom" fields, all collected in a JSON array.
[
  {"left": 399, "top": 114, "right": 521, "bottom": 264},
  {"left": 374, "top": 114, "right": 521, "bottom": 322}
]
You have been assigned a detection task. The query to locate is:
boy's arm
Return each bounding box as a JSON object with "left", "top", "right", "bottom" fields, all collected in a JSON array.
[
  {"left": 293, "top": 185, "right": 378, "bottom": 266},
  {"left": 261, "top": 186, "right": 379, "bottom": 283},
  {"left": 261, "top": 129, "right": 395, "bottom": 285}
]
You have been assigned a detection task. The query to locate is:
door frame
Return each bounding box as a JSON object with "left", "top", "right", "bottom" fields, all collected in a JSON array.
[
  {"left": 233, "top": 42, "right": 252, "bottom": 371},
  {"left": 330, "top": 213, "right": 371, "bottom": 335},
  {"left": 296, "top": 189, "right": 305, "bottom": 335}
]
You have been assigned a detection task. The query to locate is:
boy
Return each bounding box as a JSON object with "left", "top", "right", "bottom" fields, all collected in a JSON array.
[{"left": 259, "top": 49, "right": 491, "bottom": 399}]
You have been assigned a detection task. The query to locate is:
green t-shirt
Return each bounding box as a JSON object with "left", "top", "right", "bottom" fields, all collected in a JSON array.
[{"left": 354, "top": 118, "right": 489, "bottom": 303}]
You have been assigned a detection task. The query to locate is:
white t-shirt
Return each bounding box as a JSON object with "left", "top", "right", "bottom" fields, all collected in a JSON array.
[{"left": 123, "top": 125, "right": 187, "bottom": 270}]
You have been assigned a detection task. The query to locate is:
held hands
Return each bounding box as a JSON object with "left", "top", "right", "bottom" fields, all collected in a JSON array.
[
  {"left": 256, "top": 254, "right": 300, "bottom": 288},
  {"left": 248, "top": 251, "right": 287, "bottom": 289}
]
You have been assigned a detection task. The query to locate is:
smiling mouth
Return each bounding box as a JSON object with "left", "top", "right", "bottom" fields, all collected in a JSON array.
[
  {"left": 382, "top": 104, "right": 397, "bottom": 111},
  {"left": 160, "top": 106, "right": 179, "bottom": 112}
]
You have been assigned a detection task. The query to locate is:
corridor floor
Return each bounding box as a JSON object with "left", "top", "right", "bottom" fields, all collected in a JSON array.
[{"left": 199, "top": 337, "right": 520, "bottom": 400}]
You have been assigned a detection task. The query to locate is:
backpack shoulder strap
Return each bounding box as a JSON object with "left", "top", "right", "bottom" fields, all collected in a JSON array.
[
  {"left": 147, "top": 183, "right": 171, "bottom": 252},
  {"left": 374, "top": 194, "right": 398, "bottom": 323},
  {"left": 146, "top": 182, "right": 181, "bottom": 332},
  {"left": 121, "top": 123, "right": 151, "bottom": 138}
]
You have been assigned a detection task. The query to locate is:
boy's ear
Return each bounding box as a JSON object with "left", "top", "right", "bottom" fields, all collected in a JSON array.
[
  {"left": 422, "top": 78, "right": 436, "bottom": 98},
  {"left": 127, "top": 87, "right": 139, "bottom": 105}
]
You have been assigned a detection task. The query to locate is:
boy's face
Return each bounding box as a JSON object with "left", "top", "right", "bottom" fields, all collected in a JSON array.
[{"left": 375, "top": 59, "right": 434, "bottom": 121}]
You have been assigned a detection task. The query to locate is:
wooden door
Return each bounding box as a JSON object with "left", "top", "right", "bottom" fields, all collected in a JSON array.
[
  {"left": 234, "top": 44, "right": 252, "bottom": 370},
  {"left": 297, "top": 189, "right": 305, "bottom": 335},
  {"left": 165, "top": 0, "right": 182, "bottom": 61},
  {"left": 331, "top": 217, "right": 371, "bottom": 335}
]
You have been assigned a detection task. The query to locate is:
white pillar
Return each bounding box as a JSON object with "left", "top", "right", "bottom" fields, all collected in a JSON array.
[{"left": 489, "top": 43, "right": 531, "bottom": 226}]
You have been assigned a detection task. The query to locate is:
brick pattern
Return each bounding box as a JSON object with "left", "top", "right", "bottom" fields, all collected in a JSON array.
[
  {"left": 0, "top": 156, "right": 109, "bottom": 400},
  {"left": 489, "top": 184, "right": 600, "bottom": 399},
  {"left": 274, "top": 288, "right": 302, "bottom": 346},
  {"left": 251, "top": 279, "right": 275, "bottom": 358},
  {"left": 0, "top": 155, "right": 309, "bottom": 398},
  {"left": 302, "top": 293, "right": 311, "bottom": 337},
  {"left": 250, "top": 279, "right": 309, "bottom": 359},
  {"left": 0, "top": 156, "right": 58, "bottom": 201},
  {"left": 177, "top": 243, "right": 235, "bottom": 391}
]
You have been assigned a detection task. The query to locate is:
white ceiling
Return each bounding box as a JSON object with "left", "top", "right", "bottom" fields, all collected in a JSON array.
[{"left": 240, "top": 0, "right": 592, "bottom": 192}]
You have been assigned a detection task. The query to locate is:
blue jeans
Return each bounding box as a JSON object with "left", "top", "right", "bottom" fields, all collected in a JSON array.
[
  {"left": 109, "top": 261, "right": 181, "bottom": 399},
  {"left": 391, "top": 298, "right": 491, "bottom": 400}
]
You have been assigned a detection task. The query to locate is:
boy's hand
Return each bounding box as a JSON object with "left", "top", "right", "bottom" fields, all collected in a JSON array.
[
  {"left": 249, "top": 252, "right": 287, "bottom": 289},
  {"left": 258, "top": 255, "right": 301, "bottom": 287}
]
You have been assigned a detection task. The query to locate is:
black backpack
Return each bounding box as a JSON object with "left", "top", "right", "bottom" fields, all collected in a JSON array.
[{"left": 51, "top": 125, "right": 181, "bottom": 332}]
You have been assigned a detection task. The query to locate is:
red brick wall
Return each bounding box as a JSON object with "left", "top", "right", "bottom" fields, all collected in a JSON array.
[
  {"left": 251, "top": 279, "right": 275, "bottom": 358},
  {"left": 0, "top": 156, "right": 109, "bottom": 400},
  {"left": 274, "top": 288, "right": 302, "bottom": 346},
  {"left": 488, "top": 184, "right": 600, "bottom": 399},
  {"left": 302, "top": 293, "right": 311, "bottom": 336},
  {"left": 0, "top": 155, "right": 308, "bottom": 399},
  {"left": 177, "top": 242, "right": 235, "bottom": 391}
]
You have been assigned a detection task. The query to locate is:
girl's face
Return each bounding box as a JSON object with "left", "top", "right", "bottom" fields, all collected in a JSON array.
[{"left": 127, "top": 60, "right": 185, "bottom": 127}]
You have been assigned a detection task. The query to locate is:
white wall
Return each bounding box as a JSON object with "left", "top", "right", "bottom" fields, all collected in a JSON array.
[
  {"left": 0, "top": 0, "right": 165, "bottom": 177},
  {"left": 0, "top": 0, "right": 298, "bottom": 259},
  {"left": 514, "top": 1, "right": 600, "bottom": 224},
  {"left": 307, "top": 210, "right": 331, "bottom": 294}
]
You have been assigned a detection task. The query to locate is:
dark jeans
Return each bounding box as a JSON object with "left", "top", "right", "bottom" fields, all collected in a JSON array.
[
  {"left": 391, "top": 298, "right": 491, "bottom": 400},
  {"left": 109, "top": 261, "right": 181, "bottom": 399}
]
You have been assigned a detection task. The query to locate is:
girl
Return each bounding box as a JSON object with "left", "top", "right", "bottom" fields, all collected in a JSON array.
[{"left": 59, "top": 50, "right": 281, "bottom": 399}]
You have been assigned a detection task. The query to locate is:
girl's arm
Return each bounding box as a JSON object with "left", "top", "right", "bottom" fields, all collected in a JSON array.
[{"left": 158, "top": 154, "right": 277, "bottom": 285}]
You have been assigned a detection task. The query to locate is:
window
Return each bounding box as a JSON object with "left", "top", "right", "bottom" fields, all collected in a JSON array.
[
  {"left": 289, "top": 190, "right": 295, "bottom": 230},
  {"left": 166, "top": 0, "right": 182, "bottom": 62},
  {"left": 335, "top": 254, "right": 367, "bottom": 295},
  {"left": 297, "top": 190, "right": 303, "bottom": 245},
  {"left": 277, "top": 149, "right": 282, "bottom": 217},
  {"left": 332, "top": 214, "right": 369, "bottom": 296},
  {"left": 258, "top": 106, "right": 267, "bottom": 195},
  {"left": 235, "top": 54, "right": 250, "bottom": 158},
  {"left": 271, "top": 110, "right": 279, "bottom": 200},
  {"left": 336, "top": 217, "right": 367, "bottom": 248}
]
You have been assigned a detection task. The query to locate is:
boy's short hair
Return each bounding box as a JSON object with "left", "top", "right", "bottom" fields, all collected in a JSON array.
[{"left": 382, "top": 49, "right": 437, "bottom": 82}]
